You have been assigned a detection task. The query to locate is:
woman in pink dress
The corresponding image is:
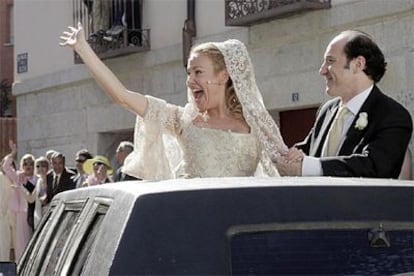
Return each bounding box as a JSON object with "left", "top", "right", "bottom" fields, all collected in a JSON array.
[{"left": 1, "top": 141, "right": 33, "bottom": 261}]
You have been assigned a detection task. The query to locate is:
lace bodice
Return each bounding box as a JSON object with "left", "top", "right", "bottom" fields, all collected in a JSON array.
[
  {"left": 177, "top": 126, "right": 259, "bottom": 178},
  {"left": 122, "top": 96, "right": 261, "bottom": 179}
]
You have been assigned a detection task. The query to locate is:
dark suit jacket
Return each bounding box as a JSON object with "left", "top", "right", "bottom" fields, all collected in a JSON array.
[
  {"left": 296, "top": 85, "right": 413, "bottom": 178},
  {"left": 46, "top": 168, "right": 76, "bottom": 203},
  {"left": 114, "top": 166, "right": 141, "bottom": 182},
  {"left": 24, "top": 180, "right": 36, "bottom": 232}
]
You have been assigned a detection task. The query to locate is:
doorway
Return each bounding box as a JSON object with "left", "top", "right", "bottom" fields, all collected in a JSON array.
[{"left": 279, "top": 107, "right": 318, "bottom": 147}]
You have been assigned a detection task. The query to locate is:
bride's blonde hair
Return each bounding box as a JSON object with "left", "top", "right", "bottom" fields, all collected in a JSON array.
[{"left": 191, "top": 43, "right": 243, "bottom": 119}]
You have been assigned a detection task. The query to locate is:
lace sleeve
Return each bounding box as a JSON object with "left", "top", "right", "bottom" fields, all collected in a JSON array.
[{"left": 122, "top": 96, "right": 184, "bottom": 180}]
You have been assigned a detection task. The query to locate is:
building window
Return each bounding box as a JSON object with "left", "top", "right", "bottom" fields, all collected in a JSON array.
[{"left": 73, "top": 0, "right": 150, "bottom": 62}]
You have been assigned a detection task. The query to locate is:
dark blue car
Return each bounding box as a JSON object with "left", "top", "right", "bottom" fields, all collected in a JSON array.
[{"left": 11, "top": 177, "right": 414, "bottom": 275}]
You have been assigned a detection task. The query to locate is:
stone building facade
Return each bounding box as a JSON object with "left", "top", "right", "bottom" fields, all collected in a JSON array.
[{"left": 13, "top": 0, "right": 414, "bottom": 172}]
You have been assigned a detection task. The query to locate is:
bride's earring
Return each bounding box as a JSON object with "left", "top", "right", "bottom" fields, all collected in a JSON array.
[{"left": 201, "top": 111, "right": 210, "bottom": 122}]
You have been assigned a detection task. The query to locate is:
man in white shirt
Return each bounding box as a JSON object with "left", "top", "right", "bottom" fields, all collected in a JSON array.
[{"left": 276, "top": 30, "right": 412, "bottom": 178}]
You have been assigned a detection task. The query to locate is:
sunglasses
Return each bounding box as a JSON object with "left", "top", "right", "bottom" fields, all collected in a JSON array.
[
  {"left": 23, "top": 162, "right": 34, "bottom": 166},
  {"left": 93, "top": 162, "right": 105, "bottom": 168}
]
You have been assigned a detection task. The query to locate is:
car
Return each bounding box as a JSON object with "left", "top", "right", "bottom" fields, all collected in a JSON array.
[{"left": 9, "top": 177, "right": 414, "bottom": 275}]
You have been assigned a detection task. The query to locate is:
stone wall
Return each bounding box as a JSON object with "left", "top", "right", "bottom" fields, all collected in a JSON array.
[{"left": 15, "top": 0, "right": 414, "bottom": 171}]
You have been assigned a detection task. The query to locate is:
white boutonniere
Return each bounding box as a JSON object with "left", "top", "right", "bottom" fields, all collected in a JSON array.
[{"left": 355, "top": 112, "right": 368, "bottom": 130}]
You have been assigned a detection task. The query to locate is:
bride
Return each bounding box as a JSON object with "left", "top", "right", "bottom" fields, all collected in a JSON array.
[{"left": 60, "top": 23, "right": 288, "bottom": 180}]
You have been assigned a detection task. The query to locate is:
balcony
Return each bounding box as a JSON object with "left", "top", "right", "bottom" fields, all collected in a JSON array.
[
  {"left": 225, "top": 0, "right": 331, "bottom": 26},
  {"left": 73, "top": 0, "right": 149, "bottom": 63}
]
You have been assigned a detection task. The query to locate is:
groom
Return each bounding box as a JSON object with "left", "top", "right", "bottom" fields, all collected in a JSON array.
[{"left": 277, "top": 30, "right": 412, "bottom": 178}]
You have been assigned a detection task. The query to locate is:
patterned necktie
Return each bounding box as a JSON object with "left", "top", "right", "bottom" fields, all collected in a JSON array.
[
  {"left": 53, "top": 175, "right": 59, "bottom": 191},
  {"left": 326, "top": 106, "right": 349, "bottom": 156}
]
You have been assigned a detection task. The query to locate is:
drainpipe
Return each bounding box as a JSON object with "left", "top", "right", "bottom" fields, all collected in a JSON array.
[{"left": 182, "top": 0, "right": 196, "bottom": 67}]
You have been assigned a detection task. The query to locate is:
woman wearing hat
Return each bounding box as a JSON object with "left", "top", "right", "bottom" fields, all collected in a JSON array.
[{"left": 82, "top": 155, "right": 114, "bottom": 186}]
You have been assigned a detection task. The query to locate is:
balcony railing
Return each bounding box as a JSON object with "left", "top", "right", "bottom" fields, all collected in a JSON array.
[
  {"left": 225, "top": 0, "right": 331, "bottom": 26},
  {"left": 73, "top": 0, "right": 149, "bottom": 63}
]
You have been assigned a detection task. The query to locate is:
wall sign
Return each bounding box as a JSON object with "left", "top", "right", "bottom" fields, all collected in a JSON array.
[
  {"left": 291, "top": 92, "right": 299, "bottom": 102},
  {"left": 17, "top": 53, "right": 28, "bottom": 73}
]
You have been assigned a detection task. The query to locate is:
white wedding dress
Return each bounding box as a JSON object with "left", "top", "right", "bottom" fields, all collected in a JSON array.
[
  {"left": 124, "top": 96, "right": 260, "bottom": 179},
  {"left": 122, "top": 39, "right": 287, "bottom": 180},
  {"left": 178, "top": 124, "right": 260, "bottom": 178}
]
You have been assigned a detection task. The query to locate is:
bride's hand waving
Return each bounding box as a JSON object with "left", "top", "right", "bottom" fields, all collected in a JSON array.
[
  {"left": 59, "top": 22, "right": 147, "bottom": 117},
  {"left": 59, "top": 22, "right": 86, "bottom": 50}
]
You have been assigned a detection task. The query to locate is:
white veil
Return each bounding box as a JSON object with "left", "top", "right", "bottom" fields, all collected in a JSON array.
[
  {"left": 122, "top": 39, "right": 287, "bottom": 180},
  {"left": 212, "top": 39, "right": 287, "bottom": 176}
]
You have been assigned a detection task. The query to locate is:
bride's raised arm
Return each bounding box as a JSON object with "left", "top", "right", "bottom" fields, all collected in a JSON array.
[{"left": 59, "top": 23, "right": 147, "bottom": 117}]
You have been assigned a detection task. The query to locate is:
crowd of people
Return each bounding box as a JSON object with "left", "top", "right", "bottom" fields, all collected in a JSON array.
[{"left": 0, "top": 140, "right": 137, "bottom": 262}]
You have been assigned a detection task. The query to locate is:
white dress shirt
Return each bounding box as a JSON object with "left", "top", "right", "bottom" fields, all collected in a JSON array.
[{"left": 302, "top": 85, "right": 373, "bottom": 176}]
